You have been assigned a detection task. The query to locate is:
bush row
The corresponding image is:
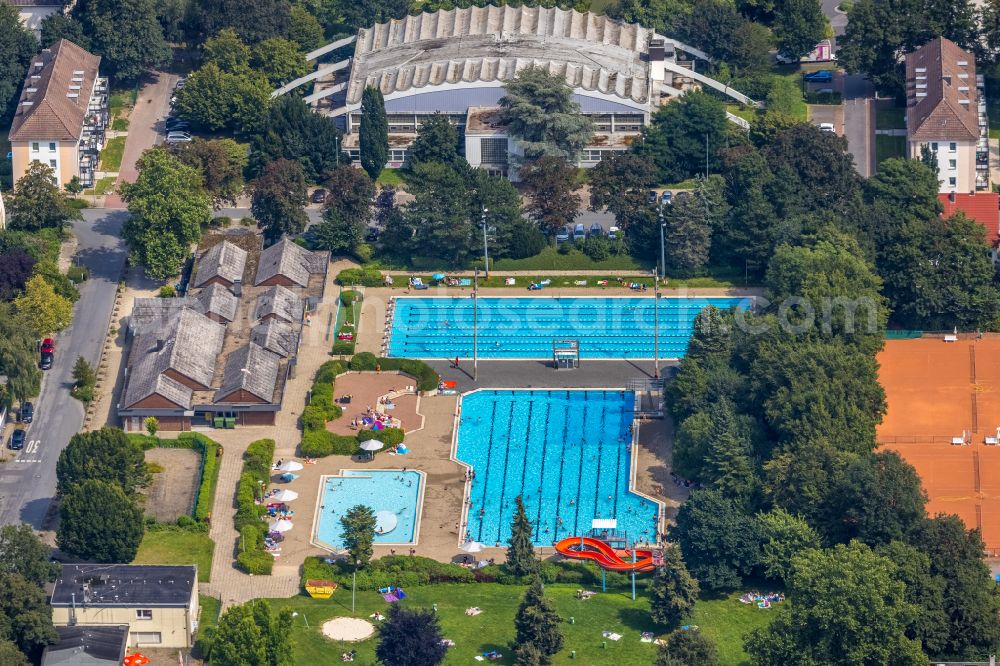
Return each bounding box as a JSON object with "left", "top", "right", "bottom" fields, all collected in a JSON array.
[
  {"left": 234, "top": 439, "right": 275, "bottom": 575},
  {"left": 336, "top": 267, "right": 384, "bottom": 287},
  {"left": 349, "top": 352, "right": 440, "bottom": 392},
  {"left": 127, "top": 433, "right": 221, "bottom": 523},
  {"left": 300, "top": 361, "right": 354, "bottom": 458},
  {"left": 300, "top": 555, "right": 610, "bottom": 591}
]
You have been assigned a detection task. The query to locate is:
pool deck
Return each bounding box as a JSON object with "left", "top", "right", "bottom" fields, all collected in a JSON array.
[{"left": 327, "top": 372, "right": 425, "bottom": 435}]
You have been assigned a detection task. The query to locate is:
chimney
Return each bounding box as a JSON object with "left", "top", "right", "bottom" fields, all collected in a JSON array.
[
  {"left": 155, "top": 338, "right": 166, "bottom": 352},
  {"left": 233, "top": 278, "right": 242, "bottom": 297}
]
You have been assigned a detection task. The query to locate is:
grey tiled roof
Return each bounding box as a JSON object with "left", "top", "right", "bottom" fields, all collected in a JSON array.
[
  {"left": 129, "top": 297, "right": 194, "bottom": 334},
  {"left": 162, "top": 309, "right": 226, "bottom": 386},
  {"left": 251, "top": 319, "right": 297, "bottom": 357},
  {"left": 255, "top": 285, "right": 303, "bottom": 323},
  {"left": 195, "top": 283, "right": 238, "bottom": 321},
  {"left": 215, "top": 343, "right": 280, "bottom": 403},
  {"left": 254, "top": 238, "right": 324, "bottom": 287},
  {"left": 121, "top": 360, "right": 193, "bottom": 409},
  {"left": 194, "top": 240, "right": 248, "bottom": 287}
]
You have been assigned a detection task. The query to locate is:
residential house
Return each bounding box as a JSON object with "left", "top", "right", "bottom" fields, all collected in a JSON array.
[
  {"left": 50, "top": 565, "right": 199, "bottom": 649},
  {"left": 41, "top": 625, "right": 128, "bottom": 666},
  {"left": 9, "top": 39, "right": 107, "bottom": 189},
  {"left": 118, "top": 232, "right": 329, "bottom": 431},
  {"left": 905, "top": 37, "right": 989, "bottom": 193},
  {"left": 938, "top": 191, "right": 1000, "bottom": 260}
]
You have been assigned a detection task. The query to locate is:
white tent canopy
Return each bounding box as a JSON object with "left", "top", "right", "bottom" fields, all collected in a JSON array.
[
  {"left": 276, "top": 460, "right": 303, "bottom": 472},
  {"left": 271, "top": 489, "right": 298, "bottom": 502}
]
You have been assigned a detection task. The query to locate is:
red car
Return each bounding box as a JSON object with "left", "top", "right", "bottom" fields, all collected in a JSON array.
[
  {"left": 40, "top": 338, "right": 54, "bottom": 370},
  {"left": 40, "top": 338, "right": 54, "bottom": 354}
]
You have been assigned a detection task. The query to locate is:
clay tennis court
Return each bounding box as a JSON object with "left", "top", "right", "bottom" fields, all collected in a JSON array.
[{"left": 878, "top": 337, "right": 1000, "bottom": 553}]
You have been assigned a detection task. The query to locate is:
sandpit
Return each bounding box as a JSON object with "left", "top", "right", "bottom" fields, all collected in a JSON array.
[{"left": 321, "top": 617, "right": 375, "bottom": 642}]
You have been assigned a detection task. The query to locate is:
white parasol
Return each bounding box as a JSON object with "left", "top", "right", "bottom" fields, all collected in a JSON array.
[
  {"left": 271, "top": 489, "right": 298, "bottom": 502},
  {"left": 459, "top": 540, "right": 486, "bottom": 554},
  {"left": 269, "top": 519, "right": 294, "bottom": 532},
  {"left": 359, "top": 439, "right": 384, "bottom": 452},
  {"left": 276, "top": 460, "right": 304, "bottom": 472}
]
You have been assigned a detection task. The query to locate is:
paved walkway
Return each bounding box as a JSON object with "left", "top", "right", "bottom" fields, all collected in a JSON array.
[{"left": 104, "top": 71, "right": 176, "bottom": 209}]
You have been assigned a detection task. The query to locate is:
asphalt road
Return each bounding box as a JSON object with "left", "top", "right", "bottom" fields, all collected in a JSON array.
[
  {"left": 0, "top": 210, "right": 128, "bottom": 529},
  {"left": 821, "top": 0, "right": 848, "bottom": 39},
  {"left": 842, "top": 75, "right": 876, "bottom": 177}
]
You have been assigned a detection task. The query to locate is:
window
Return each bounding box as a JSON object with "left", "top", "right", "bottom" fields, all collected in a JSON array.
[
  {"left": 134, "top": 632, "right": 161, "bottom": 645},
  {"left": 949, "top": 177, "right": 957, "bottom": 186},
  {"left": 31, "top": 142, "right": 39, "bottom": 152},
  {"left": 347, "top": 149, "right": 360, "bottom": 162},
  {"left": 135, "top": 609, "right": 153, "bottom": 620},
  {"left": 479, "top": 138, "right": 508, "bottom": 165},
  {"left": 931, "top": 143, "right": 938, "bottom": 151},
  {"left": 949, "top": 159, "right": 957, "bottom": 170},
  {"left": 949, "top": 142, "right": 957, "bottom": 152},
  {"left": 388, "top": 149, "right": 406, "bottom": 162},
  {"left": 48, "top": 142, "right": 56, "bottom": 152}
]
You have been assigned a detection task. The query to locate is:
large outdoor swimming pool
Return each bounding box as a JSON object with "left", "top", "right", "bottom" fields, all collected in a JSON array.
[
  {"left": 455, "top": 390, "right": 659, "bottom": 547},
  {"left": 388, "top": 296, "right": 749, "bottom": 359},
  {"left": 313, "top": 470, "right": 424, "bottom": 550}
]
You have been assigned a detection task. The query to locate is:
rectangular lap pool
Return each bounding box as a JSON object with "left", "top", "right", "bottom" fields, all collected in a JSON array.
[
  {"left": 455, "top": 390, "right": 660, "bottom": 547},
  {"left": 313, "top": 470, "right": 424, "bottom": 550},
  {"left": 388, "top": 296, "right": 749, "bottom": 359}
]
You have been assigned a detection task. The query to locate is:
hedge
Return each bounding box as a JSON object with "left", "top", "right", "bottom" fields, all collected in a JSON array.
[
  {"left": 357, "top": 427, "right": 404, "bottom": 449},
  {"left": 127, "top": 433, "right": 221, "bottom": 523},
  {"left": 337, "top": 267, "right": 384, "bottom": 287},
  {"left": 237, "top": 549, "right": 273, "bottom": 575},
  {"left": 244, "top": 439, "right": 274, "bottom": 484},
  {"left": 234, "top": 440, "right": 275, "bottom": 575},
  {"left": 300, "top": 430, "right": 358, "bottom": 458},
  {"left": 341, "top": 290, "right": 362, "bottom": 307},
  {"left": 349, "top": 353, "right": 439, "bottom": 392},
  {"left": 300, "top": 361, "right": 350, "bottom": 457}
]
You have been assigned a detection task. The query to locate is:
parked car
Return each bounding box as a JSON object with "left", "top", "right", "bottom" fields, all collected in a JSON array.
[
  {"left": 9, "top": 429, "right": 25, "bottom": 451},
  {"left": 803, "top": 70, "right": 834, "bottom": 82},
  {"left": 589, "top": 223, "right": 603, "bottom": 237},
  {"left": 311, "top": 188, "right": 327, "bottom": 204},
  {"left": 607, "top": 226, "right": 620, "bottom": 239},
  {"left": 675, "top": 191, "right": 690, "bottom": 204},
  {"left": 818, "top": 122, "right": 835, "bottom": 132},
  {"left": 646, "top": 190, "right": 658, "bottom": 204},
  {"left": 40, "top": 338, "right": 54, "bottom": 354},
  {"left": 573, "top": 223, "right": 586, "bottom": 241},
  {"left": 165, "top": 117, "right": 188, "bottom": 132},
  {"left": 775, "top": 53, "right": 798, "bottom": 65},
  {"left": 814, "top": 88, "right": 834, "bottom": 95},
  {"left": 39, "top": 352, "right": 53, "bottom": 370},
  {"left": 166, "top": 131, "right": 192, "bottom": 144},
  {"left": 555, "top": 226, "right": 571, "bottom": 242},
  {"left": 174, "top": 77, "right": 186, "bottom": 90},
  {"left": 660, "top": 191, "right": 672, "bottom": 206},
  {"left": 19, "top": 402, "right": 32, "bottom": 424}
]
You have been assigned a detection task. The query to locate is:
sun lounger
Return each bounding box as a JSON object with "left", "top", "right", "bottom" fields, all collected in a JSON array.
[
  {"left": 602, "top": 631, "right": 623, "bottom": 641},
  {"left": 574, "top": 280, "right": 587, "bottom": 286},
  {"left": 459, "top": 278, "right": 472, "bottom": 286},
  {"left": 465, "top": 607, "right": 482, "bottom": 616},
  {"left": 504, "top": 277, "right": 516, "bottom": 285}
]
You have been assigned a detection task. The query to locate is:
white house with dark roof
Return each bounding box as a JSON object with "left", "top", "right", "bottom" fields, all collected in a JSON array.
[
  {"left": 9, "top": 39, "right": 107, "bottom": 188},
  {"left": 50, "top": 565, "right": 198, "bottom": 649}
]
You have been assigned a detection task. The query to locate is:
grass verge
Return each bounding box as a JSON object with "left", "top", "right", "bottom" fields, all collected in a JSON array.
[
  {"left": 99, "top": 136, "right": 126, "bottom": 172},
  {"left": 875, "top": 106, "right": 906, "bottom": 130},
  {"left": 132, "top": 527, "right": 214, "bottom": 582},
  {"left": 112, "top": 117, "right": 130, "bottom": 132},
  {"left": 875, "top": 134, "right": 906, "bottom": 166},
  {"left": 83, "top": 176, "right": 116, "bottom": 196},
  {"left": 376, "top": 169, "right": 406, "bottom": 187},
  {"left": 268, "top": 583, "right": 775, "bottom": 665},
  {"left": 491, "top": 246, "right": 649, "bottom": 271}
]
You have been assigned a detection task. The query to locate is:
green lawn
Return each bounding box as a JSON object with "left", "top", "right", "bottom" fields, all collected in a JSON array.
[
  {"left": 661, "top": 178, "right": 701, "bottom": 190},
  {"left": 376, "top": 169, "right": 406, "bottom": 187},
  {"left": 83, "top": 176, "right": 116, "bottom": 196},
  {"left": 986, "top": 92, "right": 1000, "bottom": 139},
  {"left": 491, "top": 246, "right": 649, "bottom": 272},
  {"left": 268, "top": 584, "right": 773, "bottom": 665},
  {"left": 132, "top": 528, "right": 214, "bottom": 582},
  {"left": 875, "top": 106, "right": 906, "bottom": 130},
  {"left": 875, "top": 135, "right": 907, "bottom": 166},
  {"left": 108, "top": 86, "right": 137, "bottom": 117},
  {"left": 99, "top": 136, "right": 126, "bottom": 172},
  {"left": 111, "top": 116, "right": 130, "bottom": 132}
]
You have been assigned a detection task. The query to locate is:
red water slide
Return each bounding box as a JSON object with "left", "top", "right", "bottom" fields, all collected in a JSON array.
[{"left": 554, "top": 536, "right": 656, "bottom": 572}]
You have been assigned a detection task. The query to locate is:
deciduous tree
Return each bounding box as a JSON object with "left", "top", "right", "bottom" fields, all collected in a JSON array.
[
  {"left": 188, "top": 0, "right": 292, "bottom": 44},
  {"left": 78, "top": 0, "right": 169, "bottom": 81},
  {"left": 252, "top": 159, "right": 308, "bottom": 243},
  {"left": 172, "top": 138, "right": 247, "bottom": 208},
  {"left": 313, "top": 167, "right": 375, "bottom": 254},
  {"left": 7, "top": 163, "right": 82, "bottom": 232},
  {"left": 251, "top": 38, "right": 311, "bottom": 87},
  {"left": 0, "top": 525, "right": 58, "bottom": 587},
  {"left": 172, "top": 62, "right": 272, "bottom": 133},
  {"left": 0, "top": 250, "right": 35, "bottom": 300},
  {"left": 499, "top": 67, "right": 594, "bottom": 159},
  {"left": 57, "top": 479, "right": 144, "bottom": 563},
  {"left": 519, "top": 156, "right": 580, "bottom": 239},
  {"left": 0, "top": 4, "right": 39, "bottom": 122},
  {"left": 288, "top": 6, "right": 325, "bottom": 51},
  {"left": 359, "top": 86, "right": 389, "bottom": 180},
  {"left": 636, "top": 90, "right": 728, "bottom": 183},
  {"left": 757, "top": 508, "right": 820, "bottom": 582},
  {"left": 121, "top": 148, "right": 211, "bottom": 279},
  {"left": 657, "top": 628, "right": 719, "bottom": 666},
  {"left": 56, "top": 427, "right": 149, "bottom": 497},
  {"left": 671, "top": 488, "right": 760, "bottom": 591},
  {"left": 340, "top": 504, "right": 376, "bottom": 566},
  {"left": 40, "top": 13, "right": 90, "bottom": 51},
  {"left": 650, "top": 545, "right": 699, "bottom": 629},
  {"left": 773, "top": 0, "right": 827, "bottom": 59},
  {"left": 0, "top": 573, "right": 58, "bottom": 657},
  {"left": 210, "top": 599, "right": 293, "bottom": 666},
  {"left": 402, "top": 162, "right": 474, "bottom": 266},
  {"left": 375, "top": 605, "right": 447, "bottom": 666},
  {"left": 588, "top": 153, "right": 658, "bottom": 229},
  {"left": 14, "top": 275, "right": 72, "bottom": 337}
]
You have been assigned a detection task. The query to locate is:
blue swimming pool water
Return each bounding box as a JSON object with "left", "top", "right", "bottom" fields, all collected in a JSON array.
[
  {"left": 388, "top": 296, "right": 749, "bottom": 359},
  {"left": 455, "top": 390, "right": 659, "bottom": 547},
  {"left": 314, "top": 470, "right": 422, "bottom": 548}
]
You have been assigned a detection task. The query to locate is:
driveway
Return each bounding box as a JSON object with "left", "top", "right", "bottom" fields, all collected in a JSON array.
[
  {"left": 808, "top": 104, "right": 845, "bottom": 135},
  {"left": 105, "top": 71, "right": 177, "bottom": 209},
  {"left": 821, "top": 0, "right": 848, "bottom": 41},
  {"left": 0, "top": 210, "right": 128, "bottom": 529},
  {"left": 842, "top": 75, "right": 876, "bottom": 177}
]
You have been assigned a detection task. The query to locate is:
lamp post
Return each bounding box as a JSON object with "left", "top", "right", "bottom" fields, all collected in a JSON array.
[
  {"left": 473, "top": 268, "right": 479, "bottom": 381},
  {"left": 335, "top": 135, "right": 340, "bottom": 167},
  {"left": 653, "top": 268, "right": 660, "bottom": 379},
  {"left": 481, "top": 206, "right": 490, "bottom": 279}
]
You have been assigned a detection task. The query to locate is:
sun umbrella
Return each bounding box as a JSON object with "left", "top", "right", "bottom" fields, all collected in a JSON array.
[
  {"left": 271, "top": 489, "right": 298, "bottom": 502},
  {"left": 460, "top": 540, "right": 486, "bottom": 554},
  {"left": 432, "top": 273, "right": 446, "bottom": 281},
  {"left": 269, "top": 519, "right": 294, "bottom": 532},
  {"left": 276, "top": 460, "right": 303, "bottom": 472},
  {"left": 279, "top": 472, "right": 299, "bottom": 483},
  {"left": 123, "top": 654, "right": 150, "bottom": 666},
  {"left": 359, "top": 439, "right": 384, "bottom": 452}
]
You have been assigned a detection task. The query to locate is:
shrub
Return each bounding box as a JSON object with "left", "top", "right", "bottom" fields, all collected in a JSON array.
[
  {"left": 581, "top": 236, "right": 611, "bottom": 262},
  {"left": 240, "top": 216, "right": 254, "bottom": 226},
  {"left": 244, "top": 439, "right": 275, "bottom": 483},
  {"left": 66, "top": 264, "right": 88, "bottom": 283},
  {"left": 302, "top": 555, "right": 475, "bottom": 590},
  {"left": 350, "top": 352, "right": 378, "bottom": 371},
  {"left": 357, "top": 427, "right": 404, "bottom": 448},
  {"left": 159, "top": 285, "right": 176, "bottom": 298},
  {"left": 337, "top": 267, "right": 383, "bottom": 287},
  {"left": 237, "top": 549, "right": 273, "bottom": 574},
  {"left": 300, "top": 430, "right": 358, "bottom": 458},
  {"left": 332, "top": 340, "right": 354, "bottom": 355},
  {"left": 341, "top": 290, "right": 362, "bottom": 307},
  {"left": 212, "top": 215, "right": 232, "bottom": 227},
  {"left": 315, "top": 360, "right": 345, "bottom": 384},
  {"left": 301, "top": 405, "right": 328, "bottom": 431}
]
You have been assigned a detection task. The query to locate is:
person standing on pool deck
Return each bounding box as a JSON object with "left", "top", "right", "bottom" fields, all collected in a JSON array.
[{"left": 454, "top": 356, "right": 459, "bottom": 369}]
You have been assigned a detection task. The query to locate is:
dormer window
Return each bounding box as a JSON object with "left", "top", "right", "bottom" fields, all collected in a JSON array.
[
  {"left": 916, "top": 67, "right": 927, "bottom": 73},
  {"left": 958, "top": 60, "right": 968, "bottom": 66}
]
